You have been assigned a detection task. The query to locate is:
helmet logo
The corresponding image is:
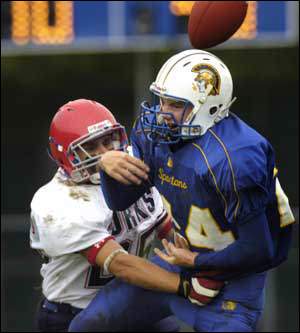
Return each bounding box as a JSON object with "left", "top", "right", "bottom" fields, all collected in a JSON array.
[
  {"left": 191, "top": 64, "right": 220, "bottom": 103},
  {"left": 87, "top": 120, "right": 112, "bottom": 134}
]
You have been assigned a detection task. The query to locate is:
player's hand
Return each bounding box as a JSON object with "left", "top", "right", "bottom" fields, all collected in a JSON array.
[
  {"left": 154, "top": 233, "right": 197, "bottom": 267},
  {"left": 99, "top": 150, "right": 150, "bottom": 185},
  {"left": 177, "top": 272, "right": 224, "bottom": 306}
]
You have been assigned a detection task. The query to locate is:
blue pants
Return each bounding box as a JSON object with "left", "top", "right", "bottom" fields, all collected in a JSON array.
[
  {"left": 36, "top": 297, "right": 179, "bottom": 332},
  {"left": 35, "top": 299, "right": 82, "bottom": 332},
  {"left": 69, "top": 256, "right": 266, "bottom": 332}
]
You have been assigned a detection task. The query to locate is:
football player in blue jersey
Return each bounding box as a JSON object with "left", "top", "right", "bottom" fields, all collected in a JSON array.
[{"left": 69, "top": 50, "right": 295, "bottom": 332}]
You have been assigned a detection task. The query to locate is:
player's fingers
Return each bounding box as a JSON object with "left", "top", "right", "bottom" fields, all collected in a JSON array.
[
  {"left": 100, "top": 151, "right": 149, "bottom": 181},
  {"left": 177, "top": 234, "right": 189, "bottom": 249},
  {"left": 118, "top": 168, "right": 144, "bottom": 185},
  {"left": 153, "top": 248, "right": 174, "bottom": 264},
  {"left": 168, "top": 242, "right": 181, "bottom": 256},
  {"left": 110, "top": 172, "right": 133, "bottom": 185},
  {"left": 174, "top": 233, "right": 188, "bottom": 249},
  {"left": 125, "top": 154, "right": 150, "bottom": 173},
  {"left": 174, "top": 232, "right": 181, "bottom": 248},
  {"left": 124, "top": 155, "right": 150, "bottom": 179},
  {"left": 161, "top": 239, "right": 173, "bottom": 257},
  {"left": 125, "top": 163, "right": 149, "bottom": 181}
]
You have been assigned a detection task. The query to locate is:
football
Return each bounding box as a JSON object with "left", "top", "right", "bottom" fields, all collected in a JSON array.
[{"left": 188, "top": 1, "right": 248, "bottom": 49}]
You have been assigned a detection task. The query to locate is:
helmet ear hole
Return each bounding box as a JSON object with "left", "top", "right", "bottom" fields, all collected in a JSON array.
[{"left": 209, "top": 106, "right": 218, "bottom": 115}]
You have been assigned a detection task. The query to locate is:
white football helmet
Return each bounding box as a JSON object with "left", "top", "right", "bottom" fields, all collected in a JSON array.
[{"left": 140, "top": 49, "right": 236, "bottom": 143}]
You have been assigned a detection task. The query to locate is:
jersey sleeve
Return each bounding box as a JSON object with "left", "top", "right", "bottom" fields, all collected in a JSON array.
[
  {"left": 130, "top": 117, "right": 156, "bottom": 184},
  {"left": 193, "top": 210, "right": 275, "bottom": 275},
  {"left": 99, "top": 120, "right": 153, "bottom": 211},
  {"left": 130, "top": 117, "right": 144, "bottom": 160},
  {"left": 211, "top": 139, "right": 276, "bottom": 224},
  {"left": 30, "top": 196, "right": 113, "bottom": 257}
]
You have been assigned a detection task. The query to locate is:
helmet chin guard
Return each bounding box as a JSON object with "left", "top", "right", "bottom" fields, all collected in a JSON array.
[{"left": 140, "top": 100, "right": 202, "bottom": 144}]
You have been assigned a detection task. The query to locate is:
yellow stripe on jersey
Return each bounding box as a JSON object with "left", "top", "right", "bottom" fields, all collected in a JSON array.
[
  {"left": 209, "top": 129, "right": 240, "bottom": 221},
  {"left": 192, "top": 143, "right": 228, "bottom": 217}
]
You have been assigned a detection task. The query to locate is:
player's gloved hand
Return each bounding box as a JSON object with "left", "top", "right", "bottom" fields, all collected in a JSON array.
[{"left": 177, "top": 271, "right": 224, "bottom": 306}]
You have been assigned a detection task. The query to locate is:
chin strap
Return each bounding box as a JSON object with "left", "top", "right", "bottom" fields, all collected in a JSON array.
[{"left": 215, "top": 97, "right": 237, "bottom": 123}]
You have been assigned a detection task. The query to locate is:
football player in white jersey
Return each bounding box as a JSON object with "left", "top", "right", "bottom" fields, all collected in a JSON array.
[{"left": 30, "top": 99, "right": 223, "bottom": 332}]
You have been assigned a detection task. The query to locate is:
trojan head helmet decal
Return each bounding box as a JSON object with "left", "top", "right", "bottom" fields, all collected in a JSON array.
[{"left": 191, "top": 64, "right": 221, "bottom": 103}]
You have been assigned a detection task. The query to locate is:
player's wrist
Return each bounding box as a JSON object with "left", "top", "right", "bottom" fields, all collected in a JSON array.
[
  {"left": 190, "top": 252, "right": 198, "bottom": 266},
  {"left": 182, "top": 251, "right": 198, "bottom": 267},
  {"left": 177, "top": 271, "right": 225, "bottom": 306},
  {"left": 98, "top": 154, "right": 105, "bottom": 172},
  {"left": 177, "top": 273, "right": 190, "bottom": 298}
]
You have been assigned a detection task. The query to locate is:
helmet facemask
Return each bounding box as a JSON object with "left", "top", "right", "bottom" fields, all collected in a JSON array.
[
  {"left": 141, "top": 93, "right": 202, "bottom": 144},
  {"left": 68, "top": 126, "right": 127, "bottom": 184}
]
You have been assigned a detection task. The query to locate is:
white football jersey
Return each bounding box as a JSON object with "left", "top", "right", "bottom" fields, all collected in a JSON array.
[{"left": 30, "top": 169, "right": 166, "bottom": 309}]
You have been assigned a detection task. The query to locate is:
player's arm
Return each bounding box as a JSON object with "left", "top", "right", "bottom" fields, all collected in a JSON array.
[
  {"left": 81, "top": 235, "right": 223, "bottom": 306},
  {"left": 98, "top": 151, "right": 151, "bottom": 211},
  {"left": 193, "top": 212, "right": 275, "bottom": 271},
  {"left": 155, "top": 211, "right": 277, "bottom": 277},
  {"left": 82, "top": 238, "right": 179, "bottom": 292},
  {"left": 193, "top": 211, "right": 294, "bottom": 279},
  {"left": 98, "top": 121, "right": 154, "bottom": 211}
]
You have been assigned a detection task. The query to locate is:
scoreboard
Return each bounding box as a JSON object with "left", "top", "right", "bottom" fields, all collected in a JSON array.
[{"left": 1, "top": 1, "right": 298, "bottom": 55}]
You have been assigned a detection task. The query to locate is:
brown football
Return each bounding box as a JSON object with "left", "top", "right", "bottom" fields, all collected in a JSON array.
[{"left": 188, "top": 1, "right": 248, "bottom": 49}]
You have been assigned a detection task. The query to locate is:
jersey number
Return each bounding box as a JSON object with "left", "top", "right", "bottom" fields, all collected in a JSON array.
[
  {"left": 85, "top": 206, "right": 157, "bottom": 289},
  {"left": 275, "top": 178, "right": 295, "bottom": 228},
  {"left": 161, "top": 177, "right": 294, "bottom": 252},
  {"left": 161, "top": 195, "right": 234, "bottom": 251},
  {"left": 186, "top": 205, "right": 235, "bottom": 251}
]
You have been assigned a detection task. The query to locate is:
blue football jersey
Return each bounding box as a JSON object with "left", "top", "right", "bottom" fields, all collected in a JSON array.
[{"left": 131, "top": 112, "right": 295, "bottom": 270}]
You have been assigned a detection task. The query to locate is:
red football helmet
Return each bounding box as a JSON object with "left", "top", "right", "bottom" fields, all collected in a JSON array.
[{"left": 49, "top": 99, "right": 128, "bottom": 184}]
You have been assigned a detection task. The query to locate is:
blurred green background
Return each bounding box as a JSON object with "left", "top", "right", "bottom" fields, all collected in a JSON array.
[{"left": 2, "top": 46, "right": 298, "bottom": 332}]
